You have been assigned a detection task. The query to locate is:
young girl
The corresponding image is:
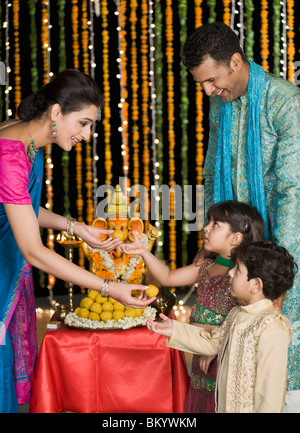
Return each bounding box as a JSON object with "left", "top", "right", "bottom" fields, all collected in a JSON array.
[{"left": 120, "top": 200, "right": 265, "bottom": 413}]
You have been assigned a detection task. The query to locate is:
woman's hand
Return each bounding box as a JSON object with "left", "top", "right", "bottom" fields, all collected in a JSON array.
[
  {"left": 108, "top": 281, "right": 156, "bottom": 308},
  {"left": 74, "top": 222, "right": 122, "bottom": 251},
  {"left": 118, "top": 230, "right": 145, "bottom": 256},
  {"left": 146, "top": 313, "right": 173, "bottom": 337},
  {"left": 198, "top": 355, "right": 216, "bottom": 374}
]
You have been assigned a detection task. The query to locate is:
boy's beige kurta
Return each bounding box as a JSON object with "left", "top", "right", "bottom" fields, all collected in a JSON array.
[{"left": 167, "top": 299, "right": 291, "bottom": 413}]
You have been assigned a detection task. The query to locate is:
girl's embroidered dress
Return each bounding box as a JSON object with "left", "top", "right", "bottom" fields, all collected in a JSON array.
[
  {"left": 185, "top": 258, "right": 238, "bottom": 413},
  {"left": 0, "top": 138, "right": 44, "bottom": 412}
]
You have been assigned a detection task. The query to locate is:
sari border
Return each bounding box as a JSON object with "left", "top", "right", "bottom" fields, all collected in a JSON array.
[{"left": 0, "top": 261, "right": 29, "bottom": 346}]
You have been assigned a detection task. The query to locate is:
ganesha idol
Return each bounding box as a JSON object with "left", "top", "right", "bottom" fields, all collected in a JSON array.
[{"left": 83, "top": 185, "right": 159, "bottom": 285}]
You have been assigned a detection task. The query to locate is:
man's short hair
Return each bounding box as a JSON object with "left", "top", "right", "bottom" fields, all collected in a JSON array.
[{"left": 182, "top": 22, "right": 247, "bottom": 70}]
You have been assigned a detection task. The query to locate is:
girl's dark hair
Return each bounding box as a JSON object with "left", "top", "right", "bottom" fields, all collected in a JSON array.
[
  {"left": 183, "top": 22, "right": 247, "bottom": 70},
  {"left": 236, "top": 241, "right": 297, "bottom": 300},
  {"left": 17, "top": 69, "right": 103, "bottom": 121},
  {"left": 207, "top": 201, "right": 265, "bottom": 259}
]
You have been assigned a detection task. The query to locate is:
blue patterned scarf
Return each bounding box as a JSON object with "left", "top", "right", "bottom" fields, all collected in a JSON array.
[{"left": 213, "top": 59, "right": 269, "bottom": 236}]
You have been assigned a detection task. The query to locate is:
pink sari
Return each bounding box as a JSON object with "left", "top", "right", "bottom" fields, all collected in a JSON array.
[{"left": 8, "top": 264, "right": 38, "bottom": 404}]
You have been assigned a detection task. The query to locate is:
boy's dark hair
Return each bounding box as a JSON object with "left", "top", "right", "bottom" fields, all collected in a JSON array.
[
  {"left": 207, "top": 201, "right": 265, "bottom": 250},
  {"left": 182, "top": 22, "right": 247, "bottom": 70},
  {"left": 235, "top": 241, "right": 297, "bottom": 300}
]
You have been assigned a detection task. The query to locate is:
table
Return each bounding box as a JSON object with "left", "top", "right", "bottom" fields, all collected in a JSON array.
[{"left": 29, "top": 325, "right": 190, "bottom": 413}]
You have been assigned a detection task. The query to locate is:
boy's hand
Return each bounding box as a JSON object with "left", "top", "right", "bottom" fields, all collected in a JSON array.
[{"left": 146, "top": 313, "right": 173, "bottom": 337}]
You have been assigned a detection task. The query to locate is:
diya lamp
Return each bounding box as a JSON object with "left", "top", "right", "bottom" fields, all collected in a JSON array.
[{"left": 54, "top": 231, "right": 83, "bottom": 319}]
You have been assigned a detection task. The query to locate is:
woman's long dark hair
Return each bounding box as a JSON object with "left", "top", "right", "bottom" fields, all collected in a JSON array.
[{"left": 17, "top": 69, "right": 103, "bottom": 121}]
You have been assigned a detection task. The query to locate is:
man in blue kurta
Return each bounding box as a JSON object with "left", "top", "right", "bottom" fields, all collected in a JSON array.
[{"left": 183, "top": 22, "right": 300, "bottom": 412}]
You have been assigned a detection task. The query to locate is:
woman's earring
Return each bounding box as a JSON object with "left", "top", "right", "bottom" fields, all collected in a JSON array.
[{"left": 52, "top": 122, "right": 58, "bottom": 139}]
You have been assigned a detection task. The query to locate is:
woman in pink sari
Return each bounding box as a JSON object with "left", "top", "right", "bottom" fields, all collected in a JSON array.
[{"left": 0, "top": 70, "right": 155, "bottom": 412}]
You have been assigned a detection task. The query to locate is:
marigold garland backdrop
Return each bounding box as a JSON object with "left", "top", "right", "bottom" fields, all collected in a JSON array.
[{"left": 0, "top": 0, "right": 299, "bottom": 296}]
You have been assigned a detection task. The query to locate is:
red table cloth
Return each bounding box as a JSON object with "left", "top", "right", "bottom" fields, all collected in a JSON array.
[{"left": 29, "top": 325, "right": 190, "bottom": 413}]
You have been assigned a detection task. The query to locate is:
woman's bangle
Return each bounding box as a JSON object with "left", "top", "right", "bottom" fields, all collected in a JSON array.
[
  {"left": 100, "top": 279, "right": 111, "bottom": 298},
  {"left": 66, "top": 217, "right": 76, "bottom": 236}
]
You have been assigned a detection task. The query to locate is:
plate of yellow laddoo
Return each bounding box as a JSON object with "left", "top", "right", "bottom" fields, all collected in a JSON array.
[{"left": 64, "top": 289, "right": 157, "bottom": 330}]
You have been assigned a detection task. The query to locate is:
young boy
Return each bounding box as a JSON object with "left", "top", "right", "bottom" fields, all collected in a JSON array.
[{"left": 147, "top": 241, "right": 297, "bottom": 413}]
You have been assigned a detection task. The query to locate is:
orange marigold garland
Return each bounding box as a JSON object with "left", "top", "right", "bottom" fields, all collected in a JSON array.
[
  {"left": 223, "top": 0, "right": 231, "bottom": 27},
  {"left": 12, "top": 0, "right": 21, "bottom": 110},
  {"left": 194, "top": 0, "right": 204, "bottom": 249},
  {"left": 71, "top": 0, "right": 79, "bottom": 69},
  {"left": 130, "top": 0, "right": 140, "bottom": 186},
  {"left": 260, "top": 0, "right": 269, "bottom": 71},
  {"left": 286, "top": 0, "right": 295, "bottom": 83},
  {"left": 81, "top": 0, "right": 89, "bottom": 75},
  {"left": 101, "top": 0, "right": 113, "bottom": 185},
  {"left": 141, "top": 0, "right": 150, "bottom": 219},
  {"left": 165, "top": 0, "right": 176, "bottom": 271}
]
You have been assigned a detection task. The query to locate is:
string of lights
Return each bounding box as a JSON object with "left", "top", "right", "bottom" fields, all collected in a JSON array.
[
  {"left": 101, "top": 0, "right": 113, "bottom": 186},
  {"left": 4, "top": 1, "right": 12, "bottom": 119},
  {"left": 89, "top": 0, "right": 100, "bottom": 214},
  {"left": 116, "top": 0, "right": 130, "bottom": 195},
  {"left": 40, "top": 0, "right": 56, "bottom": 292},
  {"left": 148, "top": 0, "right": 163, "bottom": 255}
]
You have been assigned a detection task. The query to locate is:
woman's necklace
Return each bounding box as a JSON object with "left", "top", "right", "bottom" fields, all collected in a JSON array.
[
  {"left": 27, "top": 124, "right": 38, "bottom": 163},
  {"left": 215, "top": 255, "right": 235, "bottom": 268}
]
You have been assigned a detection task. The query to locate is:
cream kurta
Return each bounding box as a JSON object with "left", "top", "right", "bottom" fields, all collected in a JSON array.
[{"left": 167, "top": 299, "right": 291, "bottom": 413}]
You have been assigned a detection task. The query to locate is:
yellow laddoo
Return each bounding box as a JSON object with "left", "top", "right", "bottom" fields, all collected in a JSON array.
[
  {"left": 75, "top": 307, "right": 82, "bottom": 316},
  {"left": 100, "top": 311, "right": 113, "bottom": 321},
  {"left": 79, "top": 307, "right": 89, "bottom": 318},
  {"left": 88, "top": 290, "right": 99, "bottom": 300},
  {"left": 80, "top": 297, "right": 94, "bottom": 309},
  {"left": 124, "top": 308, "right": 136, "bottom": 318},
  {"left": 95, "top": 294, "right": 108, "bottom": 304},
  {"left": 88, "top": 312, "right": 100, "bottom": 321},
  {"left": 109, "top": 296, "right": 117, "bottom": 304},
  {"left": 145, "top": 284, "right": 159, "bottom": 298},
  {"left": 111, "top": 229, "right": 125, "bottom": 241},
  {"left": 102, "top": 301, "right": 113, "bottom": 312},
  {"left": 134, "top": 308, "right": 144, "bottom": 317},
  {"left": 90, "top": 302, "right": 102, "bottom": 314},
  {"left": 113, "top": 310, "right": 124, "bottom": 321},
  {"left": 113, "top": 302, "right": 125, "bottom": 311}
]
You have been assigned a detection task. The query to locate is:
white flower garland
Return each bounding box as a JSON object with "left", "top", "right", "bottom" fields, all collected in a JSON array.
[{"left": 89, "top": 233, "right": 148, "bottom": 282}]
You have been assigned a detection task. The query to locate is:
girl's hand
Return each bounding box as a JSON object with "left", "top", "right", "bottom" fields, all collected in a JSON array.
[
  {"left": 192, "top": 247, "right": 215, "bottom": 266},
  {"left": 146, "top": 313, "right": 173, "bottom": 337},
  {"left": 74, "top": 223, "right": 122, "bottom": 251},
  {"left": 118, "top": 230, "right": 145, "bottom": 256},
  {"left": 192, "top": 247, "right": 206, "bottom": 266},
  {"left": 108, "top": 282, "right": 156, "bottom": 308},
  {"left": 198, "top": 355, "right": 216, "bottom": 374}
]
